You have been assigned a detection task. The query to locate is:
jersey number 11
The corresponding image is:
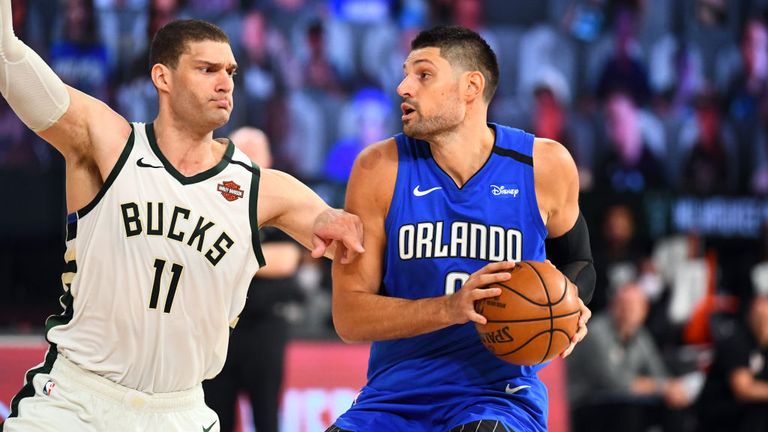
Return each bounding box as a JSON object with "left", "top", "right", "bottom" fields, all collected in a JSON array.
[{"left": 149, "top": 258, "right": 184, "bottom": 313}]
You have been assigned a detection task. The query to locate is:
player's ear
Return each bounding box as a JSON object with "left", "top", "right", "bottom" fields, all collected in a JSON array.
[
  {"left": 464, "top": 70, "right": 485, "bottom": 103},
  {"left": 151, "top": 64, "right": 171, "bottom": 93}
]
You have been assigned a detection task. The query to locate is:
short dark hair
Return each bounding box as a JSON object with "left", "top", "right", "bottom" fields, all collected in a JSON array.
[
  {"left": 411, "top": 26, "right": 499, "bottom": 102},
  {"left": 149, "top": 19, "right": 230, "bottom": 70}
]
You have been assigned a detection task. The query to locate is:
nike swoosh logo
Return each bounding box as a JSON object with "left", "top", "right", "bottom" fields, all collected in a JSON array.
[
  {"left": 202, "top": 419, "right": 217, "bottom": 432},
  {"left": 505, "top": 384, "right": 531, "bottom": 394},
  {"left": 413, "top": 185, "right": 442, "bottom": 197},
  {"left": 137, "top": 157, "right": 163, "bottom": 169}
]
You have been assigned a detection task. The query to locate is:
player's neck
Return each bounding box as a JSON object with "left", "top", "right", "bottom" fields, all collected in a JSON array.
[
  {"left": 152, "top": 116, "right": 226, "bottom": 176},
  {"left": 428, "top": 120, "right": 495, "bottom": 187}
]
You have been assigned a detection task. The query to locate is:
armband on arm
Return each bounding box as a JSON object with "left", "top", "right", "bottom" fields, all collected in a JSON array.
[
  {"left": 545, "top": 212, "right": 596, "bottom": 304},
  {"left": 1, "top": 0, "right": 70, "bottom": 131}
]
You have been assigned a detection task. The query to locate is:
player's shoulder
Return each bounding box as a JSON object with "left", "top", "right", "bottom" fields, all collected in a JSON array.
[
  {"left": 348, "top": 138, "right": 398, "bottom": 209},
  {"left": 352, "top": 137, "right": 398, "bottom": 175},
  {"left": 533, "top": 137, "right": 572, "bottom": 163},
  {"left": 532, "top": 137, "right": 576, "bottom": 179}
]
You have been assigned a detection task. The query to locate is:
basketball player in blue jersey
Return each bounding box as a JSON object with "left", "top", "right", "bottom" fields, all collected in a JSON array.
[
  {"left": 326, "top": 26, "right": 595, "bottom": 432},
  {"left": 0, "top": 1, "right": 363, "bottom": 431}
]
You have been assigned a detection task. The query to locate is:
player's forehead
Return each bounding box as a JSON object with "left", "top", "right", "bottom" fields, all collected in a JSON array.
[
  {"left": 403, "top": 47, "right": 451, "bottom": 71},
  {"left": 180, "top": 40, "right": 237, "bottom": 67}
]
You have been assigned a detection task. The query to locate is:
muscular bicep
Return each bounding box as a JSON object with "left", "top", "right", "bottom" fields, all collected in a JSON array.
[
  {"left": 332, "top": 140, "right": 397, "bottom": 296},
  {"left": 534, "top": 138, "right": 580, "bottom": 237}
]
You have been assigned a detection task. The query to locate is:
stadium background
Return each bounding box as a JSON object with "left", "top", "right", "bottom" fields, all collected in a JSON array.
[{"left": 2, "top": 0, "right": 768, "bottom": 430}]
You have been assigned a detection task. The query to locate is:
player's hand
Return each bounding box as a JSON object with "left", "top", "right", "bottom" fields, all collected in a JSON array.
[
  {"left": 311, "top": 208, "right": 365, "bottom": 263},
  {"left": 561, "top": 296, "right": 590, "bottom": 358},
  {"left": 447, "top": 261, "right": 517, "bottom": 325}
]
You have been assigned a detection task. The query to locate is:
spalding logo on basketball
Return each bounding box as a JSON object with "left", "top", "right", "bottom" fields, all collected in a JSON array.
[{"left": 475, "top": 261, "right": 580, "bottom": 366}]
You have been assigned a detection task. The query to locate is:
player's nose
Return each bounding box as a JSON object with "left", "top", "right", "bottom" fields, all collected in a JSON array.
[
  {"left": 215, "top": 70, "right": 234, "bottom": 93},
  {"left": 397, "top": 76, "right": 413, "bottom": 99}
]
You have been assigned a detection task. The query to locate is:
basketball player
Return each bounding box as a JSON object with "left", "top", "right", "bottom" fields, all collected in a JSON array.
[
  {"left": 327, "top": 26, "right": 595, "bottom": 432},
  {"left": 0, "top": 3, "right": 363, "bottom": 431}
]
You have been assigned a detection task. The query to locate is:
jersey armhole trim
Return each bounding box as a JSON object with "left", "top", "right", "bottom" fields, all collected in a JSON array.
[
  {"left": 249, "top": 162, "right": 266, "bottom": 268},
  {"left": 76, "top": 128, "right": 136, "bottom": 219},
  {"left": 525, "top": 137, "right": 548, "bottom": 240}
]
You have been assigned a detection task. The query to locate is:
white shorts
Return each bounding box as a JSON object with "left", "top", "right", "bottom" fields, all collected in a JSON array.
[{"left": 2, "top": 354, "right": 220, "bottom": 432}]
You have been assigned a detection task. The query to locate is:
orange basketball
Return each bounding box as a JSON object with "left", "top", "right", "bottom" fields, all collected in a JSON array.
[{"left": 474, "top": 261, "right": 581, "bottom": 366}]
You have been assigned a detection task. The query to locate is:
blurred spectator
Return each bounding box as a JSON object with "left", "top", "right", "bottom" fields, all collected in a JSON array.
[
  {"left": 324, "top": 87, "right": 392, "bottom": 182},
  {"left": 203, "top": 127, "right": 304, "bottom": 432},
  {"left": 752, "top": 222, "right": 768, "bottom": 298},
  {"left": 595, "top": 8, "right": 652, "bottom": 106},
  {"left": 50, "top": 0, "right": 110, "bottom": 101},
  {"left": 528, "top": 68, "right": 596, "bottom": 190},
  {"left": 94, "top": 0, "right": 148, "bottom": 78},
  {"left": 696, "top": 295, "right": 768, "bottom": 432},
  {"left": 591, "top": 203, "right": 644, "bottom": 312},
  {"left": 148, "top": 0, "right": 180, "bottom": 42},
  {"left": 114, "top": 0, "right": 180, "bottom": 123},
  {"left": 679, "top": 90, "right": 739, "bottom": 194},
  {"left": 0, "top": 101, "right": 40, "bottom": 169},
  {"left": 724, "top": 17, "right": 768, "bottom": 193},
  {"left": 230, "top": 9, "right": 293, "bottom": 161},
  {"left": 567, "top": 281, "right": 693, "bottom": 432},
  {"left": 300, "top": 19, "right": 344, "bottom": 94},
  {"left": 596, "top": 89, "right": 668, "bottom": 193}
]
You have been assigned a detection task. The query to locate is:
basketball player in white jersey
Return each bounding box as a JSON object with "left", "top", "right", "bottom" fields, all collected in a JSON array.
[{"left": 0, "top": 2, "right": 363, "bottom": 431}]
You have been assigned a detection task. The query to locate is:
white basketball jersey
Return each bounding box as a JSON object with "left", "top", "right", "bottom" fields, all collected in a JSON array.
[{"left": 46, "top": 122, "right": 264, "bottom": 393}]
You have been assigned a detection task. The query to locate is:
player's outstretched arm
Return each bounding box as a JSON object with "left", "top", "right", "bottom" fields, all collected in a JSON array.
[
  {"left": 257, "top": 168, "right": 364, "bottom": 262},
  {"left": 330, "top": 140, "right": 512, "bottom": 343},
  {"left": 1, "top": 0, "right": 130, "bottom": 170}
]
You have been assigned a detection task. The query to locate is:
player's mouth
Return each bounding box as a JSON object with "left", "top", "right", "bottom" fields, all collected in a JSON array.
[
  {"left": 212, "top": 99, "right": 231, "bottom": 109},
  {"left": 401, "top": 103, "right": 416, "bottom": 121}
]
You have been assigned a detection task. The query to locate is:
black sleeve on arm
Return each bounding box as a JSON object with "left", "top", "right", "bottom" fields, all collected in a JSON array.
[{"left": 545, "top": 212, "right": 596, "bottom": 304}]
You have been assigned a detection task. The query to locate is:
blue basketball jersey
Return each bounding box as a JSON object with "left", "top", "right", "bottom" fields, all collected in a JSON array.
[{"left": 335, "top": 124, "right": 551, "bottom": 431}]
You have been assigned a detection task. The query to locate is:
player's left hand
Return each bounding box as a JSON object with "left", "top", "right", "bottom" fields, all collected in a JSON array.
[
  {"left": 311, "top": 208, "right": 365, "bottom": 263},
  {"left": 561, "top": 297, "right": 590, "bottom": 358}
]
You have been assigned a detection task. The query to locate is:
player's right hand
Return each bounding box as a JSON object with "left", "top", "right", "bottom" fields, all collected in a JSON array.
[
  {"left": 311, "top": 208, "right": 365, "bottom": 263},
  {"left": 447, "top": 261, "right": 517, "bottom": 325}
]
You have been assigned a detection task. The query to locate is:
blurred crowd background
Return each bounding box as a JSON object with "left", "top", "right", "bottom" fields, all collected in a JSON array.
[{"left": 3, "top": 0, "right": 768, "bottom": 430}]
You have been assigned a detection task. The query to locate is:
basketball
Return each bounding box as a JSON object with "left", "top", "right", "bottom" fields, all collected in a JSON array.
[{"left": 474, "top": 261, "right": 581, "bottom": 366}]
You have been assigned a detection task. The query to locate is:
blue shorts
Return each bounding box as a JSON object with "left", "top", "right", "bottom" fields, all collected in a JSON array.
[{"left": 331, "top": 382, "right": 547, "bottom": 432}]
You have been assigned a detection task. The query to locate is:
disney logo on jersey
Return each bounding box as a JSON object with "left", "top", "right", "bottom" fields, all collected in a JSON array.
[
  {"left": 217, "top": 181, "right": 244, "bottom": 201},
  {"left": 490, "top": 184, "right": 519, "bottom": 198}
]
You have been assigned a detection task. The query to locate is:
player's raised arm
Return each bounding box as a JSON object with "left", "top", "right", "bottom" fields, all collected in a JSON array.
[
  {"left": 0, "top": 0, "right": 130, "bottom": 176},
  {"left": 256, "top": 168, "right": 364, "bottom": 263}
]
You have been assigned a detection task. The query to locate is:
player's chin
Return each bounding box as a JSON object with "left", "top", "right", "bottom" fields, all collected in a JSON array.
[
  {"left": 209, "top": 111, "right": 231, "bottom": 128},
  {"left": 402, "top": 123, "right": 422, "bottom": 139}
]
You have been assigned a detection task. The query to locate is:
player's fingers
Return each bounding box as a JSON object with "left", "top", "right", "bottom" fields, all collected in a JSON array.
[
  {"left": 341, "top": 233, "right": 365, "bottom": 254},
  {"left": 311, "top": 235, "right": 328, "bottom": 259},
  {"left": 337, "top": 243, "right": 353, "bottom": 264},
  {"left": 476, "top": 261, "right": 517, "bottom": 275},
  {"left": 574, "top": 322, "right": 588, "bottom": 342},
  {"left": 561, "top": 341, "right": 576, "bottom": 358},
  {"left": 472, "top": 287, "right": 502, "bottom": 300},
  {"left": 580, "top": 306, "right": 592, "bottom": 325},
  {"left": 468, "top": 311, "right": 488, "bottom": 325},
  {"left": 464, "top": 272, "right": 511, "bottom": 290}
]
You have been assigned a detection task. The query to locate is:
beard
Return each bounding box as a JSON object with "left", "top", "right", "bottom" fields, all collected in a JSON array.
[{"left": 403, "top": 107, "right": 463, "bottom": 140}]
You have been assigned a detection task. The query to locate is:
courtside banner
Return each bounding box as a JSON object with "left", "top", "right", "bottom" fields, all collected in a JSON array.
[{"left": 0, "top": 338, "right": 568, "bottom": 431}]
